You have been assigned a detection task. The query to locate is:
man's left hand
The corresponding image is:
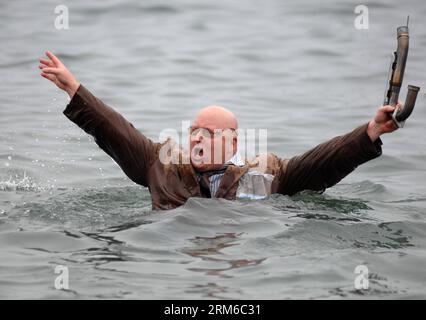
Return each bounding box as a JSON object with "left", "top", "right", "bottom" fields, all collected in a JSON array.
[{"left": 367, "top": 102, "right": 402, "bottom": 142}]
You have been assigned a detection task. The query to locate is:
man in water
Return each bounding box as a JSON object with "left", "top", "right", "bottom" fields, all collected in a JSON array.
[{"left": 39, "top": 51, "right": 400, "bottom": 210}]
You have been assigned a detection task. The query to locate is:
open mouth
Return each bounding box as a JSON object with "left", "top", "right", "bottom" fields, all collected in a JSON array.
[{"left": 192, "top": 145, "right": 204, "bottom": 162}]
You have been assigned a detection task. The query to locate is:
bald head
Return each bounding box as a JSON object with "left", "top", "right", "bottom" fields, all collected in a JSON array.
[
  {"left": 189, "top": 105, "right": 238, "bottom": 172},
  {"left": 192, "top": 105, "right": 238, "bottom": 130}
]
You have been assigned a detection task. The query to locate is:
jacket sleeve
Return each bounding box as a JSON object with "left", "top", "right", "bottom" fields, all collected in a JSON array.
[
  {"left": 273, "top": 123, "right": 383, "bottom": 195},
  {"left": 63, "top": 84, "right": 160, "bottom": 187}
]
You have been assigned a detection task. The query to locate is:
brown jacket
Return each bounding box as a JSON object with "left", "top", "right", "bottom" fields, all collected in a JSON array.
[{"left": 64, "top": 84, "right": 383, "bottom": 210}]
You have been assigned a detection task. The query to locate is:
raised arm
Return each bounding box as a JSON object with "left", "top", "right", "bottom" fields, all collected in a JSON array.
[
  {"left": 39, "top": 51, "right": 160, "bottom": 186},
  {"left": 273, "top": 104, "right": 400, "bottom": 195}
]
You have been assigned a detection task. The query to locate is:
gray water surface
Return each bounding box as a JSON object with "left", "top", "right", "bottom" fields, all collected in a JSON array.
[{"left": 1, "top": 0, "right": 426, "bottom": 299}]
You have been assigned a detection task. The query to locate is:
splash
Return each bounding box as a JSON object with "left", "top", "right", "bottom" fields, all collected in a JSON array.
[{"left": 0, "top": 172, "right": 45, "bottom": 192}]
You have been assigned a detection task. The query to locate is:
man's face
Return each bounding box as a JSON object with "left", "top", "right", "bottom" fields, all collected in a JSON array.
[{"left": 189, "top": 107, "right": 238, "bottom": 172}]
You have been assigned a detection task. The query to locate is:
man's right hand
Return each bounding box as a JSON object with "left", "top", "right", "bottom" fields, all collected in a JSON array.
[{"left": 39, "top": 51, "right": 80, "bottom": 99}]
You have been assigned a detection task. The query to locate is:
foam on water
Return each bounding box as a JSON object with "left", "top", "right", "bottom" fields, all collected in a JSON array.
[{"left": 0, "top": 172, "right": 46, "bottom": 192}]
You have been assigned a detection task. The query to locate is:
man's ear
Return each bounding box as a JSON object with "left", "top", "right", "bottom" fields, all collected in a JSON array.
[{"left": 233, "top": 137, "right": 238, "bottom": 153}]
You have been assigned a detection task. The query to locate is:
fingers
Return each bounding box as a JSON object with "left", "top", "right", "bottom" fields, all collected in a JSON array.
[
  {"left": 380, "top": 105, "right": 396, "bottom": 113},
  {"left": 41, "top": 67, "right": 61, "bottom": 75},
  {"left": 39, "top": 58, "right": 54, "bottom": 67},
  {"left": 38, "top": 64, "right": 56, "bottom": 70},
  {"left": 45, "top": 51, "right": 62, "bottom": 67},
  {"left": 397, "top": 101, "right": 404, "bottom": 108},
  {"left": 40, "top": 72, "right": 56, "bottom": 82},
  {"left": 385, "top": 119, "right": 398, "bottom": 130}
]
